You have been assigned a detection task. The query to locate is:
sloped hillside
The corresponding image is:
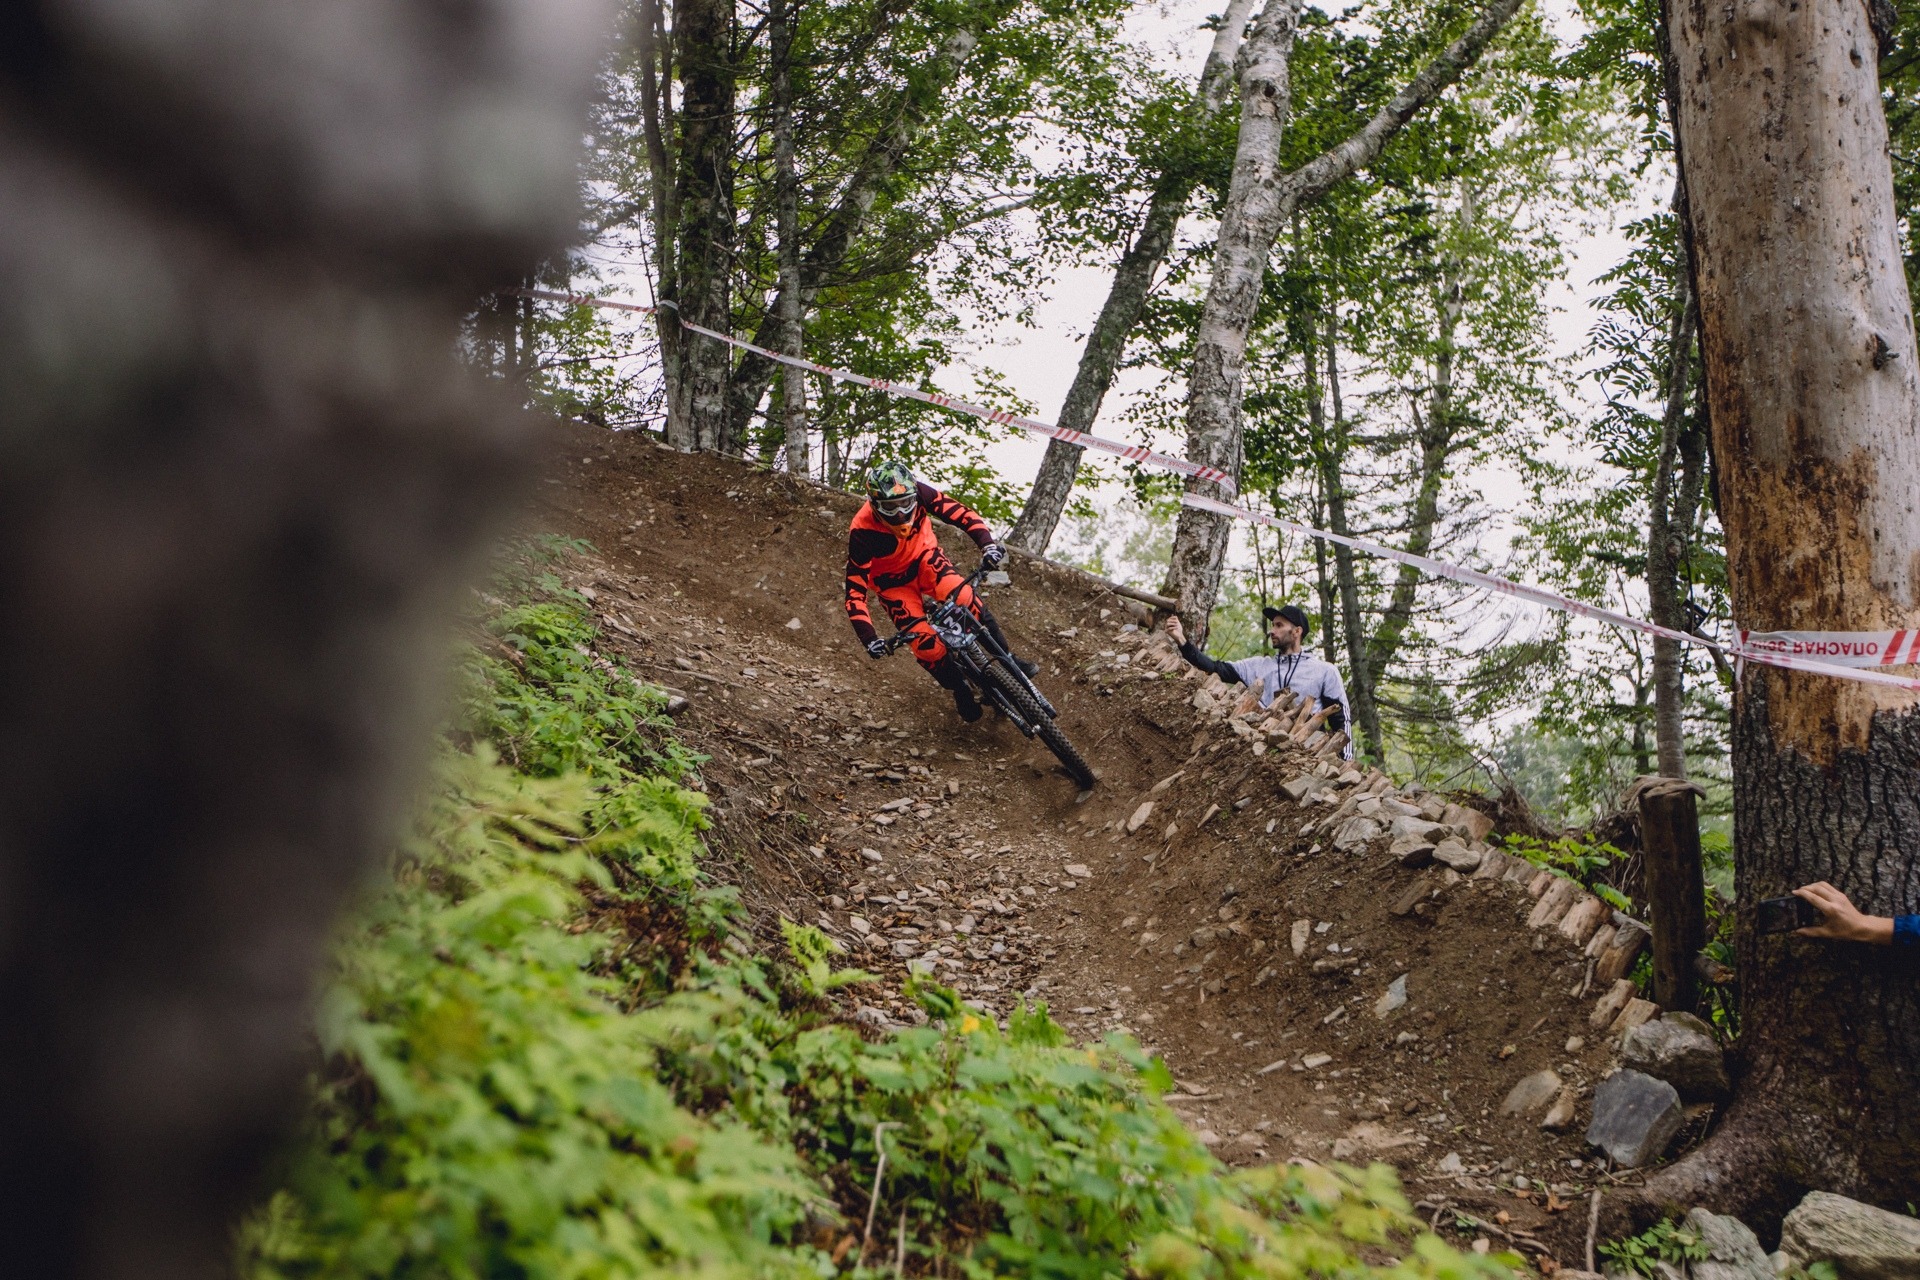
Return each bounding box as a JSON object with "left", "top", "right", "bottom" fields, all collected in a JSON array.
[{"left": 537, "top": 425, "right": 1681, "bottom": 1265}]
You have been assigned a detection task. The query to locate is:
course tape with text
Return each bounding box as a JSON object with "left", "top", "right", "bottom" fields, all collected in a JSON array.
[
  {"left": 510, "top": 288, "right": 1234, "bottom": 491},
  {"left": 1180, "top": 494, "right": 1920, "bottom": 694},
  {"left": 509, "top": 288, "right": 1920, "bottom": 694}
]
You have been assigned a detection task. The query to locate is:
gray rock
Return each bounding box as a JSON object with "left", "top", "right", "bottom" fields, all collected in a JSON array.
[
  {"left": 1374, "top": 974, "right": 1408, "bottom": 1018},
  {"left": 1585, "top": 1069, "right": 1684, "bottom": 1168},
  {"left": 1501, "top": 1068, "right": 1563, "bottom": 1116},
  {"left": 890, "top": 939, "right": 921, "bottom": 958},
  {"left": 1780, "top": 1191, "right": 1920, "bottom": 1280},
  {"left": 1621, "top": 1014, "right": 1729, "bottom": 1101},
  {"left": 1281, "top": 775, "right": 1320, "bottom": 803},
  {"left": 1389, "top": 815, "right": 1450, "bottom": 844},
  {"left": 1432, "top": 839, "right": 1483, "bottom": 872},
  {"left": 1684, "top": 1208, "right": 1772, "bottom": 1280},
  {"left": 1332, "top": 816, "right": 1382, "bottom": 850},
  {"left": 1392, "top": 837, "right": 1437, "bottom": 868}
]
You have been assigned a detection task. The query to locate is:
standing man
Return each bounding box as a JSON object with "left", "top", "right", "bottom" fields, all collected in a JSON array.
[{"left": 1164, "top": 605, "right": 1352, "bottom": 758}]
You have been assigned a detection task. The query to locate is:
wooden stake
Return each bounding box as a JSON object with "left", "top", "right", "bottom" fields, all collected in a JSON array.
[{"left": 1637, "top": 777, "right": 1706, "bottom": 1015}]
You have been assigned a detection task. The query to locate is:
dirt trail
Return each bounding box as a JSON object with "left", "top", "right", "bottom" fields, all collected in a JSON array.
[{"left": 535, "top": 427, "right": 1659, "bottom": 1266}]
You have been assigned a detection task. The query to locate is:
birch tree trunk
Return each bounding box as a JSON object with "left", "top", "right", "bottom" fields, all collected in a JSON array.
[
  {"left": 1620, "top": 0, "right": 1920, "bottom": 1227},
  {"left": 1310, "top": 311, "right": 1383, "bottom": 761},
  {"left": 1162, "top": 0, "right": 1523, "bottom": 634},
  {"left": 1004, "top": 0, "right": 1257, "bottom": 554},
  {"left": 770, "top": 0, "right": 809, "bottom": 474},
  {"left": 669, "top": 0, "right": 735, "bottom": 452}
]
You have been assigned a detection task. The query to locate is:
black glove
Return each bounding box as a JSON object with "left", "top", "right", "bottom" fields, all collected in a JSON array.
[
  {"left": 982, "top": 542, "right": 1007, "bottom": 569},
  {"left": 866, "top": 638, "right": 889, "bottom": 659}
]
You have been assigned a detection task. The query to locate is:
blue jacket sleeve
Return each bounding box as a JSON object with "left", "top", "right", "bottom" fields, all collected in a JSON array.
[{"left": 1895, "top": 914, "right": 1920, "bottom": 945}]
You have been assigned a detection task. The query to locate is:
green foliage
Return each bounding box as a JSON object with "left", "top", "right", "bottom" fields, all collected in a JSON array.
[
  {"left": 242, "top": 545, "right": 1514, "bottom": 1280},
  {"left": 1502, "top": 833, "right": 1626, "bottom": 885},
  {"left": 779, "top": 919, "right": 876, "bottom": 999},
  {"left": 1600, "top": 1218, "right": 1710, "bottom": 1278}
]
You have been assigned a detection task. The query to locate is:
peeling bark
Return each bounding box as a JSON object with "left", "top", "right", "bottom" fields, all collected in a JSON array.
[{"left": 1629, "top": 0, "right": 1920, "bottom": 1224}]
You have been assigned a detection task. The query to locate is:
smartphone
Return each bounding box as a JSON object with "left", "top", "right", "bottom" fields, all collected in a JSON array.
[{"left": 1755, "top": 894, "right": 1823, "bottom": 934}]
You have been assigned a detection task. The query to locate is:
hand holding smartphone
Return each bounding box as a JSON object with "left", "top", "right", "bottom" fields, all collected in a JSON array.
[{"left": 1755, "top": 894, "right": 1824, "bottom": 934}]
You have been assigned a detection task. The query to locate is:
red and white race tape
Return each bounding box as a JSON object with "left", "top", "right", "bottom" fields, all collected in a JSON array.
[
  {"left": 1180, "top": 493, "right": 1920, "bottom": 694},
  {"left": 510, "top": 288, "right": 1235, "bottom": 492},
  {"left": 1736, "top": 629, "right": 1920, "bottom": 668},
  {"left": 511, "top": 287, "right": 1920, "bottom": 695}
]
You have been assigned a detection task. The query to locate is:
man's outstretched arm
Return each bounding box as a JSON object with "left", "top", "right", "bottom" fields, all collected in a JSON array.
[{"left": 1163, "top": 615, "right": 1244, "bottom": 685}]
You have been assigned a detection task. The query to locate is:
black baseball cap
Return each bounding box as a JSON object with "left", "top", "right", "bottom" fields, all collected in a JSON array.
[{"left": 1262, "top": 604, "right": 1311, "bottom": 636}]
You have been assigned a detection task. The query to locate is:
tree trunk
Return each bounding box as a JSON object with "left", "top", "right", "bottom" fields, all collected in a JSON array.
[
  {"left": 1004, "top": 0, "right": 1257, "bottom": 555},
  {"left": 1312, "top": 312, "right": 1383, "bottom": 762},
  {"left": 719, "top": 22, "right": 987, "bottom": 450},
  {"left": 1621, "top": 0, "right": 1920, "bottom": 1229},
  {"left": 637, "top": 0, "right": 688, "bottom": 441},
  {"left": 1162, "top": 0, "right": 1523, "bottom": 632},
  {"left": 669, "top": 0, "right": 735, "bottom": 453},
  {"left": 771, "top": 0, "right": 809, "bottom": 474},
  {"left": 1648, "top": 188, "right": 1700, "bottom": 779},
  {"left": 1360, "top": 184, "right": 1471, "bottom": 714}
]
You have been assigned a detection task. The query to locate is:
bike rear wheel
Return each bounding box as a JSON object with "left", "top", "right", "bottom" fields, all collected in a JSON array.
[{"left": 979, "top": 662, "right": 1095, "bottom": 790}]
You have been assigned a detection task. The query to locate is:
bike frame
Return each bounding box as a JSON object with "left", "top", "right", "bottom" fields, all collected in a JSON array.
[{"left": 888, "top": 563, "right": 1058, "bottom": 732}]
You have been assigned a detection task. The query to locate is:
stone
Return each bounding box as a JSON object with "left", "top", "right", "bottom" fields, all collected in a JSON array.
[
  {"left": 1501, "top": 1068, "right": 1563, "bottom": 1116},
  {"left": 848, "top": 915, "right": 872, "bottom": 936},
  {"left": 785, "top": 617, "right": 803, "bottom": 630},
  {"left": 1684, "top": 1208, "right": 1773, "bottom": 1280},
  {"left": 1390, "top": 880, "right": 1432, "bottom": 916},
  {"left": 1442, "top": 803, "right": 1496, "bottom": 840},
  {"left": 1527, "top": 877, "right": 1578, "bottom": 928},
  {"left": 1585, "top": 1069, "right": 1683, "bottom": 1168},
  {"left": 1125, "top": 800, "right": 1155, "bottom": 833},
  {"left": 1432, "top": 839, "right": 1483, "bottom": 872},
  {"left": 1590, "top": 979, "right": 1639, "bottom": 1029},
  {"left": 1609, "top": 998, "right": 1660, "bottom": 1036},
  {"left": 1558, "top": 894, "right": 1609, "bottom": 945},
  {"left": 1301, "top": 1052, "right": 1333, "bottom": 1069},
  {"left": 1374, "top": 974, "right": 1409, "bottom": 1018},
  {"left": 1281, "top": 775, "right": 1320, "bottom": 803},
  {"left": 1436, "top": 1151, "right": 1465, "bottom": 1174},
  {"left": 1504, "top": 857, "right": 1538, "bottom": 886},
  {"left": 1332, "top": 816, "right": 1382, "bottom": 850},
  {"left": 1621, "top": 1014, "right": 1729, "bottom": 1101},
  {"left": 891, "top": 939, "right": 922, "bottom": 958},
  {"left": 1291, "top": 919, "right": 1312, "bottom": 957},
  {"left": 1389, "top": 815, "right": 1450, "bottom": 844},
  {"left": 1597, "top": 918, "right": 1650, "bottom": 984},
  {"left": 1527, "top": 870, "right": 1554, "bottom": 896},
  {"left": 1542, "top": 1085, "right": 1579, "bottom": 1131},
  {"left": 1473, "top": 850, "right": 1512, "bottom": 879},
  {"left": 1064, "top": 864, "right": 1092, "bottom": 878},
  {"left": 1585, "top": 923, "right": 1618, "bottom": 959},
  {"left": 1392, "top": 837, "right": 1437, "bottom": 868},
  {"left": 1780, "top": 1191, "right": 1920, "bottom": 1280},
  {"left": 861, "top": 847, "right": 884, "bottom": 863}
]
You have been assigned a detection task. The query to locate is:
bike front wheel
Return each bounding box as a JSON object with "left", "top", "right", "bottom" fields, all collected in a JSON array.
[{"left": 978, "top": 662, "right": 1095, "bottom": 790}]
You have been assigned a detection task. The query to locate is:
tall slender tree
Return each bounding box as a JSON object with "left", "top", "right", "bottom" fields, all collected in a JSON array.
[
  {"left": 1003, "top": 0, "right": 1257, "bottom": 554},
  {"left": 1161, "top": 0, "right": 1523, "bottom": 637}
]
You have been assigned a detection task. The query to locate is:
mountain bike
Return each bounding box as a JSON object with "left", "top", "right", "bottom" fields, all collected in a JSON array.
[{"left": 885, "top": 562, "right": 1095, "bottom": 790}]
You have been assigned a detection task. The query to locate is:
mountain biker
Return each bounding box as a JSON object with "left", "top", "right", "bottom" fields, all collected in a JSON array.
[
  {"left": 844, "top": 459, "right": 1040, "bottom": 722},
  {"left": 1164, "top": 604, "right": 1354, "bottom": 759}
]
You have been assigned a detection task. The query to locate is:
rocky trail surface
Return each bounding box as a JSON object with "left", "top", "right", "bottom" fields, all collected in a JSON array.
[{"left": 533, "top": 426, "right": 1688, "bottom": 1267}]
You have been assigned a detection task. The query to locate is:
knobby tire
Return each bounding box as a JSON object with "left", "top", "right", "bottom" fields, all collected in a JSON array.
[{"left": 979, "top": 662, "right": 1095, "bottom": 790}]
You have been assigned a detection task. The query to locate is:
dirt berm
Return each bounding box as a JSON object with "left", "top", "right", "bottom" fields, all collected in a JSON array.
[{"left": 532, "top": 425, "right": 1670, "bottom": 1266}]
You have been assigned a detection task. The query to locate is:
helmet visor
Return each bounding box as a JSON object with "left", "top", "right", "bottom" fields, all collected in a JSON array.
[{"left": 874, "top": 492, "right": 917, "bottom": 521}]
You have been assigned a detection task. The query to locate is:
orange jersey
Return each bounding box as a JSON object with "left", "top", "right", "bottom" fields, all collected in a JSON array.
[{"left": 843, "top": 483, "right": 992, "bottom": 645}]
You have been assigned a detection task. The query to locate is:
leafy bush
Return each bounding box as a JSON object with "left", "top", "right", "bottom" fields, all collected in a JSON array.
[
  {"left": 1599, "top": 1218, "right": 1709, "bottom": 1278},
  {"left": 240, "top": 548, "right": 1515, "bottom": 1280}
]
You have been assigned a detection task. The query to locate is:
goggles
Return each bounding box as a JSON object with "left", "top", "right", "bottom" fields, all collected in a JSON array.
[{"left": 873, "top": 492, "right": 917, "bottom": 521}]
